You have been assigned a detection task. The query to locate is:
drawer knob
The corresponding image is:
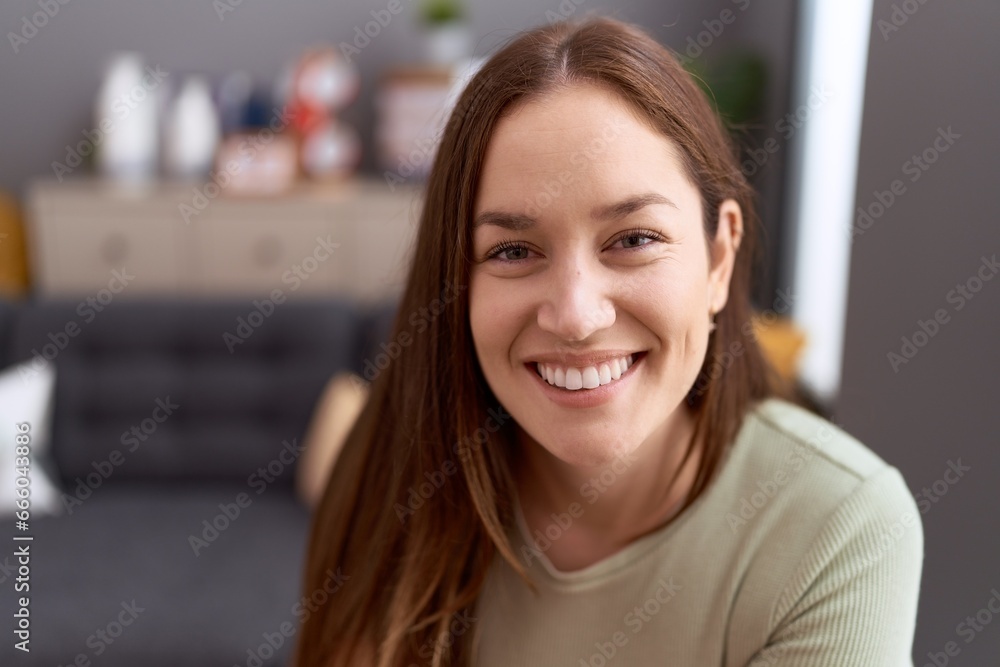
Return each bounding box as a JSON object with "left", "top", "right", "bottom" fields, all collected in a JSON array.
[
  {"left": 100, "top": 232, "right": 129, "bottom": 265},
  {"left": 252, "top": 234, "right": 282, "bottom": 268}
]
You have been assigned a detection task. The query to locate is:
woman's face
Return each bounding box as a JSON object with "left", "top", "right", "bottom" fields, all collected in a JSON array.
[{"left": 469, "top": 83, "right": 741, "bottom": 469}]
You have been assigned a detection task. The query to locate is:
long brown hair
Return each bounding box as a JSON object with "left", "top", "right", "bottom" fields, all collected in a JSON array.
[{"left": 294, "top": 15, "right": 781, "bottom": 667}]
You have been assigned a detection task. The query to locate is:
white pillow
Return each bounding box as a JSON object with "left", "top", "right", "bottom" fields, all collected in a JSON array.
[{"left": 0, "top": 360, "right": 62, "bottom": 518}]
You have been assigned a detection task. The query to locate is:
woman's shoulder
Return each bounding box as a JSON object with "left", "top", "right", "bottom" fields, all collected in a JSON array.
[
  {"left": 718, "top": 396, "right": 921, "bottom": 543},
  {"left": 716, "top": 398, "right": 924, "bottom": 659},
  {"left": 738, "top": 396, "right": 897, "bottom": 488}
]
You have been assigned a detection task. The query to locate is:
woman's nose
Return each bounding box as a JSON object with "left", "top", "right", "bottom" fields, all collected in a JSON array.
[{"left": 536, "top": 259, "right": 616, "bottom": 342}]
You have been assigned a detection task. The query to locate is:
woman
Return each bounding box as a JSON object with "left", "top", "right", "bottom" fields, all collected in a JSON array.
[{"left": 293, "top": 16, "right": 923, "bottom": 667}]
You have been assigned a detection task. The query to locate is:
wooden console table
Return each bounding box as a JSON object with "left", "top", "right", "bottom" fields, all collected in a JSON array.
[{"left": 25, "top": 177, "right": 424, "bottom": 304}]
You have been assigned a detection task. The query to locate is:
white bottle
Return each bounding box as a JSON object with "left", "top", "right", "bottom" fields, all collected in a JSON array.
[
  {"left": 164, "top": 75, "right": 221, "bottom": 180},
  {"left": 94, "top": 52, "right": 161, "bottom": 183}
]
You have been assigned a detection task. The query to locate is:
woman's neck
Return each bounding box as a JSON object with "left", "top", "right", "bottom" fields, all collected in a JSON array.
[{"left": 513, "top": 403, "right": 704, "bottom": 552}]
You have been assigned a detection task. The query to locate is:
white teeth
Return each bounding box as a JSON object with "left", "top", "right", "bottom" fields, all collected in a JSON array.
[
  {"left": 535, "top": 354, "right": 637, "bottom": 391},
  {"left": 565, "top": 367, "right": 583, "bottom": 390}
]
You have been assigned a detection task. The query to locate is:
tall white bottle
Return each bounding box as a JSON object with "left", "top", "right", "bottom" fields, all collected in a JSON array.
[
  {"left": 164, "top": 76, "right": 221, "bottom": 180},
  {"left": 94, "top": 52, "right": 161, "bottom": 183}
]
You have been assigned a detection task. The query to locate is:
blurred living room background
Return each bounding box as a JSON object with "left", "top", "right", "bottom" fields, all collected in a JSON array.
[{"left": 0, "top": 0, "right": 997, "bottom": 665}]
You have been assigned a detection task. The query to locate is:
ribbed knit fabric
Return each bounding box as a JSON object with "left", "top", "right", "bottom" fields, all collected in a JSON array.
[{"left": 471, "top": 398, "right": 924, "bottom": 666}]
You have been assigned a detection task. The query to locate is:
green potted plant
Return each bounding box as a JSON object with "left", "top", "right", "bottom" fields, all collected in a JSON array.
[{"left": 419, "top": 0, "right": 472, "bottom": 65}]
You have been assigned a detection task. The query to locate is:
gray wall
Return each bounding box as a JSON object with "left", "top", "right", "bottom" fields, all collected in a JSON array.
[
  {"left": 838, "top": 0, "right": 1000, "bottom": 663},
  {"left": 0, "top": 0, "right": 761, "bottom": 196},
  {"left": 0, "top": 0, "right": 797, "bottom": 304}
]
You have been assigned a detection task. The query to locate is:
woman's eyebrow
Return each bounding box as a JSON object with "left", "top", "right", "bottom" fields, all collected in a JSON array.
[
  {"left": 592, "top": 192, "right": 678, "bottom": 220},
  {"left": 473, "top": 192, "right": 678, "bottom": 231},
  {"left": 473, "top": 210, "right": 535, "bottom": 231}
]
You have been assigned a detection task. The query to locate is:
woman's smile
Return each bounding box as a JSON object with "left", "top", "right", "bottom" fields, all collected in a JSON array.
[{"left": 524, "top": 350, "right": 648, "bottom": 409}]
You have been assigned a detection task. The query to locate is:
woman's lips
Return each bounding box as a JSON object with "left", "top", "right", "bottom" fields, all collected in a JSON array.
[
  {"left": 532, "top": 351, "right": 644, "bottom": 389},
  {"left": 524, "top": 351, "right": 646, "bottom": 409}
]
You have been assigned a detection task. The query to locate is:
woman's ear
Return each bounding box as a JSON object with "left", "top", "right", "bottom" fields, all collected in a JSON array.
[{"left": 707, "top": 199, "right": 744, "bottom": 314}]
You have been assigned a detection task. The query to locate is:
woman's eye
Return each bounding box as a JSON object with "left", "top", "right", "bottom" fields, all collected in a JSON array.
[
  {"left": 484, "top": 229, "right": 664, "bottom": 264},
  {"left": 613, "top": 228, "right": 665, "bottom": 250},
  {"left": 618, "top": 233, "right": 655, "bottom": 249},
  {"left": 486, "top": 241, "right": 530, "bottom": 263},
  {"left": 500, "top": 246, "right": 530, "bottom": 261}
]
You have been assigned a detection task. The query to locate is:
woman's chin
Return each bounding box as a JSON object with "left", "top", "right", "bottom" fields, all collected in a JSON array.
[{"left": 525, "top": 432, "right": 639, "bottom": 470}]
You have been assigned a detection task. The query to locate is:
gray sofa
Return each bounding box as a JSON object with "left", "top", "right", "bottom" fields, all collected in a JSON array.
[{"left": 0, "top": 296, "right": 398, "bottom": 667}]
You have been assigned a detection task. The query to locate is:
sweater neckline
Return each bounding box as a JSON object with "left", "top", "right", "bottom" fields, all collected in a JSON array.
[{"left": 509, "top": 431, "right": 740, "bottom": 589}]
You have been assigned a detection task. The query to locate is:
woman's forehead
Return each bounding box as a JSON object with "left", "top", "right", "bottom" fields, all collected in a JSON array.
[{"left": 477, "top": 85, "right": 689, "bottom": 190}]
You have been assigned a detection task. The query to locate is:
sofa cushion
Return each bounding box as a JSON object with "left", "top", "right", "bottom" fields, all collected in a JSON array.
[
  {"left": 355, "top": 297, "right": 403, "bottom": 383},
  {"left": 0, "top": 297, "right": 16, "bottom": 367},
  {"left": 0, "top": 359, "right": 62, "bottom": 518},
  {"left": 0, "top": 483, "right": 312, "bottom": 667},
  {"left": 3, "top": 298, "right": 364, "bottom": 486}
]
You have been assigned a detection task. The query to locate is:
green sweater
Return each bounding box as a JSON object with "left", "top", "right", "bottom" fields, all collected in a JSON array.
[{"left": 471, "top": 398, "right": 924, "bottom": 666}]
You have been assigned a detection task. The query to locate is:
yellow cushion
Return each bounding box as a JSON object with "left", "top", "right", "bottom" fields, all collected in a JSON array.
[
  {"left": 296, "top": 372, "right": 370, "bottom": 508},
  {"left": 0, "top": 190, "right": 30, "bottom": 297}
]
